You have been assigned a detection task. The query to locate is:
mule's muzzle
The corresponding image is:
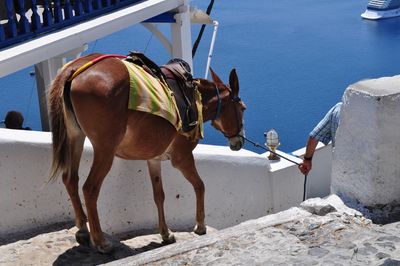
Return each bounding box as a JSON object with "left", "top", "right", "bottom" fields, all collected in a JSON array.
[{"left": 229, "top": 130, "right": 245, "bottom": 151}]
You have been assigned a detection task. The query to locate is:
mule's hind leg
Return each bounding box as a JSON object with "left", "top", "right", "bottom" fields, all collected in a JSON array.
[
  {"left": 171, "top": 146, "right": 206, "bottom": 235},
  {"left": 61, "top": 134, "right": 90, "bottom": 246},
  {"left": 147, "top": 160, "right": 176, "bottom": 244},
  {"left": 83, "top": 148, "right": 115, "bottom": 253}
]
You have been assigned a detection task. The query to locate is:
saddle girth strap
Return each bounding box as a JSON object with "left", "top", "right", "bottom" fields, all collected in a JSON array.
[{"left": 160, "top": 63, "right": 198, "bottom": 133}]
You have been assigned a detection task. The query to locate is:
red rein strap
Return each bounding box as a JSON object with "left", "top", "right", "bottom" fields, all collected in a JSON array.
[
  {"left": 67, "top": 54, "right": 127, "bottom": 82},
  {"left": 90, "top": 54, "right": 127, "bottom": 64}
]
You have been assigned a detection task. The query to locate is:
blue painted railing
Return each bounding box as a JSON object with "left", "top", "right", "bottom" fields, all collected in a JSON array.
[{"left": 0, "top": 0, "right": 176, "bottom": 50}]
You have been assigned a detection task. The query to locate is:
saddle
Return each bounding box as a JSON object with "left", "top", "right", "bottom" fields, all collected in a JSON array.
[{"left": 126, "top": 52, "right": 199, "bottom": 133}]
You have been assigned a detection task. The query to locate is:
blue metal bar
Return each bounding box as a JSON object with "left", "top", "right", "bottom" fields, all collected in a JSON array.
[
  {"left": 54, "top": 0, "right": 64, "bottom": 23},
  {"left": 30, "top": 0, "right": 42, "bottom": 31},
  {"left": 0, "top": 25, "right": 5, "bottom": 42},
  {"left": 93, "top": 0, "right": 102, "bottom": 10},
  {"left": 74, "top": 0, "right": 84, "bottom": 16},
  {"left": 16, "top": 0, "right": 30, "bottom": 34},
  {"left": 42, "top": 0, "right": 53, "bottom": 27},
  {"left": 103, "top": 0, "right": 111, "bottom": 8},
  {"left": 5, "top": 0, "right": 18, "bottom": 38},
  {"left": 64, "top": 0, "right": 74, "bottom": 20},
  {"left": 84, "top": 0, "right": 93, "bottom": 13}
]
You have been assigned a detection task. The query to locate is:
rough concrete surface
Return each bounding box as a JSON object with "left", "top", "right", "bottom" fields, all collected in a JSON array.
[{"left": 2, "top": 195, "right": 400, "bottom": 266}]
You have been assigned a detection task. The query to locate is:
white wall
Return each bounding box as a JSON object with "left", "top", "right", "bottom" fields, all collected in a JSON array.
[
  {"left": 331, "top": 75, "right": 400, "bottom": 206},
  {"left": 0, "top": 129, "right": 330, "bottom": 237}
]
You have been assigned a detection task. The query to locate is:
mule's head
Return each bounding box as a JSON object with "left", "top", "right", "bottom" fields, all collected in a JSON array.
[{"left": 210, "top": 68, "right": 246, "bottom": 151}]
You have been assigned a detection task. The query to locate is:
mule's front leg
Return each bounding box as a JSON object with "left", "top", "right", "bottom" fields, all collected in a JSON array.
[{"left": 147, "top": 160, "right": 175, "bottom": 244}]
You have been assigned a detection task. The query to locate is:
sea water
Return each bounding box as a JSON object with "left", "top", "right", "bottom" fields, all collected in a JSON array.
[{"left": 1, "top": 0, "right": 400, "bottom": 153}]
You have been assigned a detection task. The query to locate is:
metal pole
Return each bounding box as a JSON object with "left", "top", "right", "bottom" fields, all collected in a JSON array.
[{"left": 205, "top": 20, "right": 219, "bottom": 79}]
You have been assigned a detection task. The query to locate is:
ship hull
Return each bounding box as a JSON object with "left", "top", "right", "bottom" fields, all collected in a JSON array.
[{"left": 361, "top": 7, "right": 400, "bottom": 20}]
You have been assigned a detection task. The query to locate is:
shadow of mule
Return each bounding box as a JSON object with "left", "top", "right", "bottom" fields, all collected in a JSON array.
[{"left": 52, "top": 234, "right": 166, "bottom": 266}]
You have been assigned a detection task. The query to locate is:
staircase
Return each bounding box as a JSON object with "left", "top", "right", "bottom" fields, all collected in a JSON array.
[{"left": 2, "top": 196, "right": 399, "bottom": 265}]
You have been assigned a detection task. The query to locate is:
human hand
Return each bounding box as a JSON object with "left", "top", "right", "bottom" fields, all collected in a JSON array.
[{"left": 298, "top": 160, "right": 312, "bottom": 175}]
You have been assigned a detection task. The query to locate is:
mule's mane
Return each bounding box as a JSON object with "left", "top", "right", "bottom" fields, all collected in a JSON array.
[{"left": 194, "top": 78, "right": 231, "bottom": 122}]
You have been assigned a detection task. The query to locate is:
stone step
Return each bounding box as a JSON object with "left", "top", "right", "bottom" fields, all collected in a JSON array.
[
  {"left": 0, "top": 226, "right": 217, "bottom": 265},
  {"left": 107, "top": 195, "right": 400, "bottom": 265},
  {"left": 2, "top": 195, "right": 400, "bottom": 265}
]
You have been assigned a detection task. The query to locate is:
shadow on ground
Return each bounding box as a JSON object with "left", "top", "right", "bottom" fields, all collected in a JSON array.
[
  {"left": 0, "top": 226, "right": 213, "bottom": 265},
  {"left": 51, "top": 228, "right": 207, "bottom": 266},
  {"left": 52, "top": 239, "right": 165, "bottom": 266}
]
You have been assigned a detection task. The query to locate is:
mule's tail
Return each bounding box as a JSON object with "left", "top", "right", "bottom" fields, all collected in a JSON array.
[{"left": 48, "top": 69, "right": 78, "bottom": 183}]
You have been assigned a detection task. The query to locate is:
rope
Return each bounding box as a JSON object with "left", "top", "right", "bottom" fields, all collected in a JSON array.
[
  {"left": 144, "top": 31, "right": 154, "bottom": 53},
  {"left": 239, "top": 135, "right": 300, "bottom": 165},
  {"left": 303, "top": 174, "right": 308, "bottom": 201},
  {"left": 214, "top": 85, "right": 222, "bottom": 119},
  {"left": 192, "top": 0, "right": 215, "bottom": 57},
  {"left": 239, "top": 134, "right": 308, "bottom": 201}
]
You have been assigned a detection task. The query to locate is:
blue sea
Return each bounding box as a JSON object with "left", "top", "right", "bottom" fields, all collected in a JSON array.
[{"left": 1, "top": 0, "right": 400, "bottom": 153}]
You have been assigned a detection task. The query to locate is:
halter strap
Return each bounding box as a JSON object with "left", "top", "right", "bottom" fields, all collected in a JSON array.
[{"left": 214, "top": 85, "right": 222, "bottom": 120}]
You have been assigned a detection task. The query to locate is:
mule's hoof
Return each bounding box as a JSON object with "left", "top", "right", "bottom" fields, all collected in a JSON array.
[
  {"left": 94, "top": 238, "right": 114, "bottom": 254},
  {"left": 162, "top": 233, "right": 176, "bottom": 244},
  {"left": 194, "top": 224, "right": 207, "bottom": 235},
  {"left": 75, "top": 229, "right": 90, "bottom": 247}
]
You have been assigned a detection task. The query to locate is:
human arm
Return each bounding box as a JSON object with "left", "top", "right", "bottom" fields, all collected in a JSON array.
[
  {"left": 298, "top": 102, "right": 341, "bottom": 175},
  {"left": 298, "top": 136, "right": 319, "bottom": 175}
]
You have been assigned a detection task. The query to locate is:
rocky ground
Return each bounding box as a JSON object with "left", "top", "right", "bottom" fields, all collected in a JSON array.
[{"left": 2, "top": 195, "right": 400, "bottom": 265}]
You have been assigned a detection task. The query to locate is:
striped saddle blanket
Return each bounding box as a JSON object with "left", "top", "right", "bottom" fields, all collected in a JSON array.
[{"left": 121, "top": 60, "right": 203, "bottom": 141}]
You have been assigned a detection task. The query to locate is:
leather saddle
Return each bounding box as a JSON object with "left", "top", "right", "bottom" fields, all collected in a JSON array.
[{"left": 126, "top": 52, "right": 198, "bottom": 133}]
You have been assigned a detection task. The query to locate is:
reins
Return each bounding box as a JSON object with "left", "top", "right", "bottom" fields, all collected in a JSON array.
[
  {"left": 224, "top": 94, "right": 243, "bottom": 138},
  {"left": 214, "top": 85, "right": 222, "bottom": 120},
  {"left": 239, "top": 134, "right": 308, "bottom": 201}
]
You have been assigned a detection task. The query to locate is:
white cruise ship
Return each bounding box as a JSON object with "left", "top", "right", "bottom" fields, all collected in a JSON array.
[{"left": 361, "top": 0, "right": 400, "bottom": 20}]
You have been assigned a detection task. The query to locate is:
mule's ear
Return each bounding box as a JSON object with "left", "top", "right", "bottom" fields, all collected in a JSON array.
[
  {"left": 210, "top": 67, "right": 224, "bottom": 85},
  {"left": 229, "top": 68, "right": 239, "bottom": 95}
]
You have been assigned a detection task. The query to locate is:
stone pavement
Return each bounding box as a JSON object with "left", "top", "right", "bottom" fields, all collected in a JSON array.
[
  {"left": 2, "top": 195, "right": 400, "bottom": 265},
  {"left": 0, "top": 226, "right": 217, "bottom": 266}
]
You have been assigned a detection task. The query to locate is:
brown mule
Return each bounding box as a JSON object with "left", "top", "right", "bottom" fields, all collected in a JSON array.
[{"left": 48, "top": 53, "right": 246, "bottom": 253}]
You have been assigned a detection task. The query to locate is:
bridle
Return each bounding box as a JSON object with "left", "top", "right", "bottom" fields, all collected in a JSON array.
[{"left": 212, "top": 85, "right": 244, "bottom": 139}]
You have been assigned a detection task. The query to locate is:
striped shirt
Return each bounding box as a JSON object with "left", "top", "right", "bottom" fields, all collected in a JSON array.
[{"left": 309, "top": 102, "right": 342, "bottom": 147}]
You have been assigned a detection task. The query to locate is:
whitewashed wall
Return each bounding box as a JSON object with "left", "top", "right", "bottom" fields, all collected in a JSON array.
[
  {"left": 332, "top": 75, "right": 400, "bottom": 206},
  {"left": 0, "top": 128, "right": 327, "bottom": 237}
]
